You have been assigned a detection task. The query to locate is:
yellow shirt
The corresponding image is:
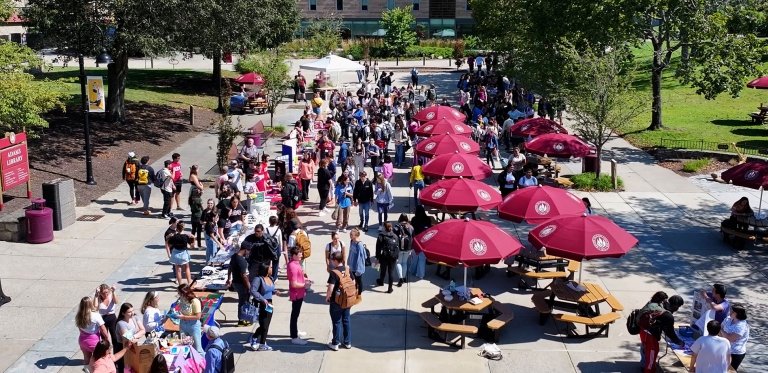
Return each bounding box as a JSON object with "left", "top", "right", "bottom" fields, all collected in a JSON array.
[
  {"left": 410, "top": 165, "right": 424, "bottom": 183},
  {"left": 311, "top": 97, "right": 324, "bottom": 108}
]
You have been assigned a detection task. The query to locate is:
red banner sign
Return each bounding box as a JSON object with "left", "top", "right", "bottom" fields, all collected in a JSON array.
[{"left": 1, "top": 143, "right": 30, "bottom": 191}]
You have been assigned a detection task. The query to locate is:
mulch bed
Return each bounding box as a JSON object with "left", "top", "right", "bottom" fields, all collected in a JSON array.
[
  {"left": 0, "top": 103, "right": 218, "bottom": 215},
  {"left": 657, "top": 159, "right": 734, "bottom": 177}
]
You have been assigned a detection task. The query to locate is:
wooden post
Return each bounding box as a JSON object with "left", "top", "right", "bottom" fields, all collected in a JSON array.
[
  {"left": 189, "top": 105, "right": 194, "bottom": 127},
  {"left": 611, "top": 159, "right": 618, "bottom": 189}
]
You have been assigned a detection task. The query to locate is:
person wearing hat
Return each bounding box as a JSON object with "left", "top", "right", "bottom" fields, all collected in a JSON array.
[
  {"left": 122, "top": 152, "right": 141, "bottom": 205},
  {"left": 639, "top": 291, "right": 685, "bottom": 373},
  {"left": 202, "top": 325, "right": 229, "bottom": 373}
]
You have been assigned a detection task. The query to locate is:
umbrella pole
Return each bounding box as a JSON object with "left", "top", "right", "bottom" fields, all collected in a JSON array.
[
  {"left": 578, "top": 263, "right": 583, "bottom": 284},
  {"left": 463, "top": 266, "right": 468, "bottom": 288},
  {"left": 759, "top": 187, "right": 764, "bottom": 217}
]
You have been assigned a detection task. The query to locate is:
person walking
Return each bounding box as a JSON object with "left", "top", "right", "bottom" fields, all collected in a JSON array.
[
  {"left": 325, "top": 252, "right": 351, "bottom": 350},
  {"left": 166, "top": 221, "right": 194, "bottom": 285},
  {"left": 347, "top": 228, "right": 367, "bottom": 298},
  {"left": 225, "top": 244, "right": 251, "bottom": 327},
  {"left": 410, "top": 67, "right": 419, "bottom": 87},
  {"left": 392, "top": 214, "right": 414, "bottom": 287},
  {"left": 169, "top": 153, "right": 184, "bottom": 210},
  {"left": 409, "top": 159, "right": 425, "bottom": 208},
  {"left": 249, "top": 264, "right": 279, "bottom": 351},
  {"left": 317, "top": 159, "right": 333, "bottom": 216},
  {"left": 334, "top": 175, "right": 354, "bottom": 232},
  {"left": 375, "top": 223, "right": 399, "bottom": 294},
  {"left": 136, "top": 156, "right": 154, "bottom": 215},
  {"left": 638, "top": 292, "right": 685, "bottom": 373},
  {"left": 122, "top": 151, "right": 140, "bottom": 205},
  {"left": 720, "top": 304, "right": 750, "bottom": 371},
  {"left": 689, "top": 320, "right": 731, "bottom": 373},
  {"left": 287, "top": 247, "right": 311, "bottom": 345},
  {"left": 298, "top": 153, "right": 315, "bottom": 201},
  {"left": 374, "top": 174, "right": 393, "bottom": 229},
  {"left": 353, "top": 171, "right": 374, "bottom": 232}
]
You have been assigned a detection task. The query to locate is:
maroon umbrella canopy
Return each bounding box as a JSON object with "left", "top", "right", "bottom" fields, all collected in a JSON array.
[
  {"left": 497, "top": 185, "right": 586, "bottom": 224},
  {"left": 413, "top": 106, "right": 467, "bottom": 122},
  {"left": 509, "top": 118, "right": 568, "bottom": 137},
  {"left": 524, "top": 133, "right": 594, "bottom": 158},
  {"left": 746, "top": 76, "right": 768, "bottom": 89},
  {"left": 235, "top": 72, "right": 265, "bottom": 85},
  {"left": 414, "top": 219, "right": 523, "bottom": 267},
  {"left": 528, "top": 214, "right": 638, "bottom": 261},
  {"left": 415, "top": 118, "right": 473, "bottom": 137},
  {"left": 721, "top": 161, "right": 768, "bottom": 189},
  {"left": 419, "top": 178, "right": 502, "bottom": 212},
  {"left": 422, "top": 152, "right": 493, "bottom": 179},
  {"left": 414, "top": 133, "right": 480, "bottom": 158}
]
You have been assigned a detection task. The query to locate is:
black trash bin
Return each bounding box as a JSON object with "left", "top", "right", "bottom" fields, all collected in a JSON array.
[{"left": 582, "top": 155, "right": 598, "bottom": 173}]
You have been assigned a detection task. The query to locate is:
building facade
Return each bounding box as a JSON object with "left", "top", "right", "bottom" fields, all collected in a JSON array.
[
  {"left": 295, "top": 0, "right": 474, "bottom": 38},
  {"left": 0, "top": 0, "right": 27, "bottom": 44}
]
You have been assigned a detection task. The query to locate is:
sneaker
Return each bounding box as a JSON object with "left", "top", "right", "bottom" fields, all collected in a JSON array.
[
  {"left": 160, "top": 214, "right": 168, "bottom": 219},
  {"left": 238, "top": 320, "right": 246, "bottom": 327},
  {"left": 297, "top": 331, "right": 308, "bottom": 338},
  {"left": 291, "top": 338, "right": 308, "bottom": 345},
  {"left": 143, "top": 210, "right": 150, "bottom": 216},
  {"left": 327, "top": 343, "right": 339, "bottom": 351},
  {"left": 344, "top": 343, "right": 352, "bottom": 349},
  {"left": 341, "top": 228, "right": 347, "bottom": 233},
  {"left": 257, "top": 344, "right": 273, "bottom": 351},
  {"left": 248, "top": 338, "right": 259, "bottom": 351}
]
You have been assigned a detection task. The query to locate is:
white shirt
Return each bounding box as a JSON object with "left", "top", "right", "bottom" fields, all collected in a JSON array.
[
  {"left": 143, "top": 306, "right": 164, "bottom": 332},
  {"left": 80, "top": 311, "right": 105, "bottom": 334},
  {"left": 690, "top": 335, "right": 731, "bottom": 373},
  {"left": 721, "top": 317, "right": 749, "bottom": 354},
  {"left": 266, "top": 226, "right": 283, "bottom": 252}
]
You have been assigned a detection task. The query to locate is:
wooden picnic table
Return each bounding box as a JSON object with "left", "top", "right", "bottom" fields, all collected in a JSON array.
[
  {"left": 434, "top": 287, "right": 493, "bottom": 314},
  {"left": 550, "top": 280, "right": 610, "bottom": 306}
]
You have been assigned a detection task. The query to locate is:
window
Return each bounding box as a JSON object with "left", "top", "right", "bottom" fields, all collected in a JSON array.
[
  {"left": 413, "top": 0, "right": 419, "bottom": 10},
  {"left": 337, "top": 0, "right": 343, "bottom": 10},
  {"left": 309, "top": 0, "right": 316, "bottom": 10},
  {"left": 361, "top": 0, "right": 368, "bottom": 10},
  {"left": 387, "top": 0, "right": 395, "bottom": 10}
]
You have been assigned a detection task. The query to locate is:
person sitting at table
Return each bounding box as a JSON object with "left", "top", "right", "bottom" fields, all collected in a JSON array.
[
  {"left": 582, "top": 197, "right": 593, "bottom": 215},
  {"left": 730, "top": 197, "right": 753, "bottom": 231},
  {"left": 700, "top": 283, "right": 730, "bottom": 323},
  {"left": 518, "top": 169, "right": 539, "bottom": 188},
  {"left": 497, "top": 162, "right": 516, "bottom": 197},
  {"left": 638, "top": 292, "right": 685, "bottom": 373}
]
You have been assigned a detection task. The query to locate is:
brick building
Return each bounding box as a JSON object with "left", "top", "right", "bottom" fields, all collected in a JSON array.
[{"left": 296, "top": 0, "right": 474, "bottom": 38}]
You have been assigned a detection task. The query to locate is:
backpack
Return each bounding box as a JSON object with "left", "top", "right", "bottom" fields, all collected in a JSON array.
[
  {"left": 264, "top": 228, "right": 280, "bottom": 255},
  {"left": 332, "top": 269, "right": 358, "bottom": 309},
  {"left": 153, "top": 169, "right": 166, "bottom": 188},
  {"left": 282, "top": 182, "right": 300, "bottom": 208},
  {"left": 626, "top": 309, "right": 642, "bottom": 335},
  {"left": 357, "top": 126, "right": 368, "bottom": 142},
  {"left": 208, "top": 342, "right": 235, "bottom": 373},
  {"left": 638, "top": 309, "right": 667, "bottom": 332},
  {"left": 137, "top": 166, "right": 150, "bottom": 185},
  {"left": 124, "top": 159, "right": 138, "bottom": 181},
  {"left": 295, "top": 230, "right": 312, "bottom": 259},
  {"left": 427, "top": 89, "right": 436, "bottom": 101},
  {"left": 378, "top": 233, "right": 399, "bottom": 260},
  {"left": 393, "top": 223, "right": 413, "bottom": 252}
]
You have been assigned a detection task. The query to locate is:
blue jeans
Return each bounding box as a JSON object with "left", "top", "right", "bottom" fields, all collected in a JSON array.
[
  {"left": 271, "top": 254, "right": 280, "bottom": 282},
  {"left": 412, "top": 180, "right": 424, "bottom": 208},
  {"left": 408, "top": 251, "right": 426, "bottom": 279},
  {"left": 376, "top": 202, "right": 389, "bottom": 226},
  {"left": 204, "top": 233, "right": 216, "bottom": 264},
  {"left": 233, "top": 282, "right": 249, "bottom": 321},
  {"left": 329, "top": 302, "right": 351, "bottom": 345},
  {"left": 358, "top": 202, "right": 370, "bottom": 227},
  {"left": 395, "top": 144, "right": 405, "bottom": 167},
  {"left": 179, "top": 319, "right": 203, "bottom": 354}
]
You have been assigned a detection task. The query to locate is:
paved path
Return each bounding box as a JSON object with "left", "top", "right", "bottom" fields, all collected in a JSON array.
[{"left": 1, "top": 68, "right": 766, "bottom": 373}]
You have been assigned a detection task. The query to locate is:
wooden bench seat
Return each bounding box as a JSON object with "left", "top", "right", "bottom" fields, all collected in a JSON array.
[
  {"left": 553, "top": 312, "right": 621, "bottom": 338},
  {"left": 419, "top": 312, "right": 477, "bottom": 349},
  {"left": 567, "top": 260, "right": 580, "bottom": 273},
  {"left": 531, "top": 290, "right": 553, "bottom": 325},
  {"left": 508, "top": 266, "right": 568, "bottom": 290},
  {"left": 422, "top": 298, "right": 440, "bottom": 314},
  {"left": 604, "top": 294, "right": 624, "bottom": 312},
  {"left": 748, "top": 111, "right": 766, "bottom": 124},
  {"left": 486, "top": 302, "right": 515, "bottom": 342}
]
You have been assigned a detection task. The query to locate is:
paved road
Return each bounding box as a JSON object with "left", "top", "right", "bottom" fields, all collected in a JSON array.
[{"left": 1, "top": 67, "right": 765, "bottom": 373}]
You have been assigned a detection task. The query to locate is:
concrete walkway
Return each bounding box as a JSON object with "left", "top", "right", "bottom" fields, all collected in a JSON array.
[{"left": 1, "top": 67, "right": 765, "bottom": 373}]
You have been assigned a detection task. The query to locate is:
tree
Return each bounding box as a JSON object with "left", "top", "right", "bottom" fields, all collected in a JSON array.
[
  {"left": 562, "top": 45, "right": 643, "bottom": 177},
  {"left": 381, "top": 5, "right": 417, "bottom": 57},
  {"left": 214, "top": 80, "right": 242, "bottom": 171},
  {"left": 0, "top": 0, "right": 12, "bottom": 20},
  {"left": 235, "top": 52, "right": 291, "bottom": 127},
  {"left": 305, "top": 13, "right": 343, "bottom": 57},
  {"left": 0, "top": 41, "right": 69, "bottom": 135}
]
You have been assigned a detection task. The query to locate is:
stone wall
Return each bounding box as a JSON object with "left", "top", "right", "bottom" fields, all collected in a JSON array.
[{"left": 0, "top": 209, "right": 26, "bottom": 242}]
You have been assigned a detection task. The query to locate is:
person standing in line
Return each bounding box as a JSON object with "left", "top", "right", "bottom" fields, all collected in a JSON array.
[
  {"left": 353, "top": 170, "right": 374, "bottom": 232},
  {"left": 287, "top": 247, "right": 311, "bottom": 345},
  {"left": 76, "top": 296, "right": 109, "bottom": 372},
  {"left": 265, "top": 216, "right": 284, "bottom": 282},
  {"left": 497, "top": 162, "right": 516, "bottom": 198},
  {"left": 375, "top": 222, "right": 399, "bottom": 294},
  {"left": 317, "top": 159, "right": 333, "bottom": 216},
  {"left": 201, "top": 200, "right": 225, "bottom": 265},
  {"left": 507, "top": 147, "right": 527, "bottom": 180},
  {"left": 136, "top": 156, "right": 155, "bottom": 216},
  {"left": 347, "top": 228, "right": 367, "bottom": 298},
  {"left": 409, "top": 159, "right": 425, "bottom": 208},
  {"left": 249, "top": 264, "right": 279, "bottom": 351},
  {"left": 189, "top": 188, "right": 204, "bottom": 247},
  {"left": 160, "top": 160, "right": 175, "bottom": 219},
  {"left": 298, "top": 153, "right": 315, "bottom": 202},
  {"left": 689, "top": 320, "right": 731, "bottom": 373},
  {"left": 225, "top": 244, "right": 251, "bottom": 327},
  {"left": 374, "top": 174, "right": 393, "bottom": 229},
  {"left": 325, "top": 252, "right": 351, "bottom": 351},
  {"left": 408, "top": 206, "right": 432, "bottom": 280},
  {"left": 334, "top": 175, "right": 354, "bottom": 232},
  {"left": 169, "top": 153, "right": 184, "bottom": 210},
  {"left": 720, "top": 304, "right": 750, "bottom": 371},
  {"left": 392, "top": 214, "right": 413, "bottom": 287},
  {"left": 122, "top": 151, "right": 141, "bottom": 205}
]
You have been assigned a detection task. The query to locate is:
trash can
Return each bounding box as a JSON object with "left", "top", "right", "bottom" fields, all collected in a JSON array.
[
  {"left": 26, "top": 198, "right": 54, "bottom": 244},
  {"left": 582, "top": 155, "right": 599, "bottom": 173}
]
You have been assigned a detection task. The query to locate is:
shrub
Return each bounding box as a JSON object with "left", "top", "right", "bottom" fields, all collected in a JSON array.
[
  {"left": 681, "top": 158, "right": 710, "bottom": 173},
  {"left": 570, "top": 172, "right": 623, "bottom": 191},
  {"left": 405, "top": 45, "right": 452, "bottom": 58}
]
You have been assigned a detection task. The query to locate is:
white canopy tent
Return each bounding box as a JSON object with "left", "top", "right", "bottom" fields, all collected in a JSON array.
[{"left": 299, "top": 54, "right": 365, "bottom": 73}]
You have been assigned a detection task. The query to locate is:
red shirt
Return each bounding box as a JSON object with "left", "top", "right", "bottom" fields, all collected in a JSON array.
[{"left": 170, "top": 161, "right": 182, "bottom": 182}]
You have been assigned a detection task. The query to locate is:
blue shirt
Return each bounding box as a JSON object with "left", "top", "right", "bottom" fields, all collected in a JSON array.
[
  {"left": 347, "top": 241, "right": 367, "bottom": 275},
  {"left": 203, "top": 338, "right": 228, "bottom": 373},
  {"left": 335, "top": 183, "right": 353, "bottom": 208}
]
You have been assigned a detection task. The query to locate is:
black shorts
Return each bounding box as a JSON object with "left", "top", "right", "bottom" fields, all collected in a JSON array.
[
  {"left": 299, "top": 86, "right": 306, "bottom": 94},
  {"left": 173, "top": 181, "right": 182, "bottom": 195}
]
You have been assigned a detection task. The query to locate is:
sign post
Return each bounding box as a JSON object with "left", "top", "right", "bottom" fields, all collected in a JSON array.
[{"left": 0, "top": 132, "right": 32, "bottom": 211}]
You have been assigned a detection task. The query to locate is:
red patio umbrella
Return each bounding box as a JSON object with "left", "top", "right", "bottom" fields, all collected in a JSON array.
[
  {"left": 509, "top": 118, "right": 568, "bottom": 137},
  {"left": 497, "top": 185, "right": 585, "bottom": 223},
  {"left": 746, "top": 76, "right": 768, "bottom": 89},
  {"left": 524, "top": 133, "right": 594, "bottom": 158},
  {"left": 413, "top": 106, "right": 467, "bottom": 122},
  {"left": 415, "top": 118, "right": 473, "bottom": 137},
  {"left": 414, "top": 218, "right": 523, "bottom": 285},
  {"left": 422, "top": 152, "right": 493, "bottom": 179},
  {"left": 419, "top": 178, "right": 502, "bottom": 212},
  {"left": 235, "top": 72, "right": 265, "bottom": 85},
  {"left": 721, "top": 161, "right": 768, "bottom": 214},
  {"left": 528, "top": 214, "right": 638, "bottom": 282},
  {"left": 414, "top": 133, "right": 480, "bottom": 158}
]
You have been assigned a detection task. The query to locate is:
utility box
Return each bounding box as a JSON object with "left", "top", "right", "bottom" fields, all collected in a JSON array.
[{"left": 42, "top": 178, "right": 76, "bottom": 231}]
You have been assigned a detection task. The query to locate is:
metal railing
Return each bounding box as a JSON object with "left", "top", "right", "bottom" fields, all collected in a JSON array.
[{"left": 658, "top": 138, "right": 768, "bottom": 156}]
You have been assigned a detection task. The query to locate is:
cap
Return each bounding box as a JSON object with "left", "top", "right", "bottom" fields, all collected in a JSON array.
[
  {"left": 202, "top": 325, "right": 221, "bottom": 338},
  {"left": 128, "top": 152, "right": 136, "bottom": 158}
]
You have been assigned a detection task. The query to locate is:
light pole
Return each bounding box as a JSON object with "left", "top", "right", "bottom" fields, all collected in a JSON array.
[{"left": 78, "top": 49, "right": 112, "bottom": 185}]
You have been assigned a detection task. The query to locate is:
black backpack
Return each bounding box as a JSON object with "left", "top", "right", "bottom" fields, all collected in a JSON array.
[
  {"left": 358, "top": 126, "right": 368, "bottom": 142},
  {"left": 626, "top": 309, "right": 642, "bottom": 335},
  {"left": 282, "top": 182, "right": 300, "bottom": 208},
  {"left": 208, "top": 342, "right": 235, "bottom": 373},
  {"left": 393, "top": 223, "right": 413, "bottom": 252},
  {"left": 378, "top": 233, "right": 400, "bottom": 260},
  {"left": 153, "top": 169, "right": 166, "bottom": 188}
]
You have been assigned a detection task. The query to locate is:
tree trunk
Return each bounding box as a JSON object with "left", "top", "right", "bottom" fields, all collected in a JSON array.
[
  {"left": 270, "top": 111, "right": 274, "bottom": 127},
  {"left": 648, "top": 59, "right": 664, "bottom": 130},
  {"left": 594, "top": 146, "right": 602, "bottom": 177},
  {"left": 213, "top": 49, "right": 223, "bottom": 112},
  {"left": 107, "top": 51, "right": 128, "bottom": 124}
]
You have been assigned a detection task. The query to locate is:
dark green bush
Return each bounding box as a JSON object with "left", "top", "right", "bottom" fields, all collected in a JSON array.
[{"left": 570, "top": 172, "right": 623, "bottom": 191}]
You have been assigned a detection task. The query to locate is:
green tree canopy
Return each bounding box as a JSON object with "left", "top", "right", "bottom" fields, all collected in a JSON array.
[
  {"left": 235, "top": 52, "right": 291, "bottom": 126},
  {"left": 381, "top": 5, "right": 417, "bottom": 56}
]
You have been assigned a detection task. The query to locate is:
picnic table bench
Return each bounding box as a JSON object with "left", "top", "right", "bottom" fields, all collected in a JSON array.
[
  {"left": 486, "top": 302, "right": 515, "bottom": 342},
  {"left": 531, "top": 289, "right": 553, "bottom": 324},
  {"left": 553, "top": 312, "right": 621, "bottom": 338},
  {"left": 748, "top": 106, "right": 767, "bottom": 124},
  {"left": 419, "top": 312, "right": 478, "bottom": 349}
]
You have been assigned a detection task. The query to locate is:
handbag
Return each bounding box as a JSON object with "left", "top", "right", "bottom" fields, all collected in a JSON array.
[
  {"left": 364, "top": 244, "right": 372, "bottom": 267},
  {"left": 241, "top": 301, "right": 259, "bottom": 323},
  {"left": 331, "top": 205, "right": 340, "bottom": 220}
]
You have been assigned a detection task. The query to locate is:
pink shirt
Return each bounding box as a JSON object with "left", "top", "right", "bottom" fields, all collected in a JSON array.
[
  {"left": 91, "top": 356, "right": 116, "bottom": 373},
  {"left": 287, "top": 260, "right": 306, "bottom": 301},
  {"left": 381, "top": 163, "right": 394, "bottom": 180},
  {"left": 170, "top": 161, "right": 182, "bottom": 181}
]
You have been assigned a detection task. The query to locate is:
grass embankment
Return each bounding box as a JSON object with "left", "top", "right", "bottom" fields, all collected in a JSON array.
[{"left": 622, "top": 42, "right": 768, "bottom": 152}]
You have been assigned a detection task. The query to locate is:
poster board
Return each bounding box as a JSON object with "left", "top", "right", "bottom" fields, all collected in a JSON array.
[
  {"left": 0, "top": 132, "right": 31, "bottom": 210},
  {"left": 691, "top": 290, "right": 714, "bottom": 335},
  {"left": 87, "top": 76, "right": 106, "bottom": 113},
  {"left": 282, "top": 138, "right": 298, "bottom": 174}
]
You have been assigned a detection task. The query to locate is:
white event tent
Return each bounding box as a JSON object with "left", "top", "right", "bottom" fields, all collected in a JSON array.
[{"left": 299, "top": 54, "right": 366, "bottom": 72}]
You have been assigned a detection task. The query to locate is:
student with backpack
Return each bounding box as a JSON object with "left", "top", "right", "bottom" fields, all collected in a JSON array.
[
  {"left": 325, "top": 251, "right": 355, "bottom": 351},
  {"left": 375, "top": 222, "right": 400, "bottom": 294},
  {"left": 122, "top": 152, "right": 141, "bottom": 205},
  {"left": 265, "top": 216, "right": 283, "bottom": 282},
  {"left": 392, "top": 214, "right": 414, "bottom": 287},
  {"left": 136, "top": 156, "right": 155, "bottom": 216},
  {"left": 203, "top": 325, "right": 233, "bottom": 373},
  {"left": 631, "top": 291, "right": 685, "bottom": 373},
  {"left": 158, "top": 160, "right": 175, "bottom": 219}
]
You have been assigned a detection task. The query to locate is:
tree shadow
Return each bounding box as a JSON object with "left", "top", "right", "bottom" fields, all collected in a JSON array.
[
  {"left": 37, "top": 69, "right": 218, "bottom": 97},
  {"left": 735, "top": 139, "right": 768, "bottom": 150},
  {"left": 711, "top": 119, "right": 753, "bottom": 127},
  {"left": 731, "top": 128, "right": 768, "bottom": 137}
]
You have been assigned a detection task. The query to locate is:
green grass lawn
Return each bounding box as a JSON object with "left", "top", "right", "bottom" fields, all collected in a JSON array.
[
  {"left": 35, "top": 68, "right": 238, "bottom": 111},
  {"left": 622, "top": 42, "right": 768, "bottom": 153}
]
